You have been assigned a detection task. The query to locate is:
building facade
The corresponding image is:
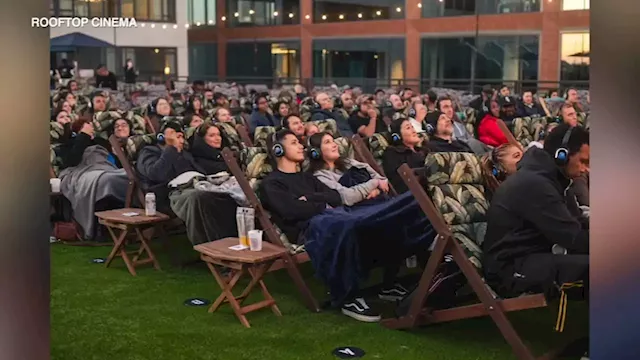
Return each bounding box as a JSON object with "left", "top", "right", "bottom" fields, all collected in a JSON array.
[
  {"left": 187, "top": 0, "right": 590, "bottom": 91},
  {"left": 49, "top": 0, "right": 188, "bottom": 80}
]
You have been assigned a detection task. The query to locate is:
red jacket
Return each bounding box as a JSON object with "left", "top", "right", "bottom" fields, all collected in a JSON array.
[{"left": 477, "top": 114, "right": 509, "bottom": 147}]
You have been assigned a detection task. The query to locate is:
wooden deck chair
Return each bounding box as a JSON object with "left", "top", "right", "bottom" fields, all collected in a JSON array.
[
  {"left": 381, "top": 153, "right": 549, "bottom": 360},
  {"left": 497, "top": 119, "right": 521, "bottom": 149},
  {"left": 235, "top": 123, "right": 254, "bottom": 147},
  {"left": 221, "top": 146, "right": 320, "bottom": 313}
]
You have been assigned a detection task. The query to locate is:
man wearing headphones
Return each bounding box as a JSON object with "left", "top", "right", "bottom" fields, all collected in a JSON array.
[
  {"left": 559, "top": 102, "right": 580, "bottom": 128},
  {"left": 259, "top": 129, "right": 342, "bottom": 246},
  {"left": 483, "top": 123, "right": 589, "bottom": 304},
  {"left": 424, "top": 111, "right": 473, "bottom": 153},
  {"left": 310, "top": 92, "right": 352, "bottom": 137},
  {"left": 249, "top": 94, "right": 277, "bottom": 134},
  {"left": 438, "top": 95, "right": 491, "bottom": 154}
]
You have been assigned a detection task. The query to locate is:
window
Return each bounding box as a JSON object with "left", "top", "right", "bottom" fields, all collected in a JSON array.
[
  {"left": 226, "top": 41, "right": 300, "bottom": 84},
  {"left": 188, "top": 0, "right": 216, "bottom": 25},
  {"left": 312, "top": 38, "right": 405, "bottom": 90},
  {"left": 121, "top": 0, "right": 135, "bottom": 17},
  {"left": 421, "top": 35, "right": 539, "bottom": 92},
  {"left": 189, "top": 44, "right": 218, "bottom": 80},
  {"left": 422, "top": 0, "right": 540, "bottom": 17},
  {"left": 118, "top": 47, "right": 177, "bottom": 77},
  {"left": 226, "top": 0, "right": 300, "bottom": 27},
  {"left": 562, "top": 0, "right": 589, "bottom": 10},
  {"left": 560, "top": 32, "right": 589, "bottom": 81},
  {"left": 133, "top": 0, "right": 175, "bottom": 21},
  {"left": 50, "top": 0, "right": 147, "bottom": 18},
  {"left": 313, "top": 0, "right": 404, "bottom": 23}
]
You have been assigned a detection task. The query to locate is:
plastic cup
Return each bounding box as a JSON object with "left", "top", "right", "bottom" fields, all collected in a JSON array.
[
  {"left": 50, "top": 178, "right": 61, "bottom": 193},
  {"left": 248, "top": 230, "right": 263, "bottom": 251}
]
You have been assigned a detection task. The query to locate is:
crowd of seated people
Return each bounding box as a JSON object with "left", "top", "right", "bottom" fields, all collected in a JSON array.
[{"left": 49, "top": 79, "right": 590, "bottom": 341}]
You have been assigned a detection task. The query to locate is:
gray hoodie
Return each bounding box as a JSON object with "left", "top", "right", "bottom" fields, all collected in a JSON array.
[{"left": 313, "top": 159, "right": 386, "bottom": 206}]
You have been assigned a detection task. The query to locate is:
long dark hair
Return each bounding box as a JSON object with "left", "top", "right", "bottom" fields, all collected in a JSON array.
[
  {"left": 197, "top": 122, "right": 229, "bottom": 149},
  {"left": 307, "top": 132, "right": 347, "bottom": 174}
]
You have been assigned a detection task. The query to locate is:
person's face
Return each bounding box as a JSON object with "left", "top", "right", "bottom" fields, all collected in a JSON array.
[
  {"left": 156, "top": 98, "right": 171, "bottom": 116},
  {"left": 216, "top": 96, "right": 227, "bottom": 106},
  {"left": 305, "top": 123, "right": 319, "bottom": 137},
  {"left": 126, "top": 60, "right": 133, "bottom": 68},
  {"left": 113, "top": 119, "right": 131, "bottom": 139},
  {"left": 205, "top": 126, "right": 223, "bottom": 149},
  {"left": 287, "top": 116, "right": 305, "bottom": 137},
  {"left": 400, "top": 120, "right": 421, "bottom": 147},
  {"left": 294, "top": 85, "right": 303, "bottom": 94},
  {"left": 403, "top": 90, "right": 413, "bottom": 100},
  {"left": 522, "top": 92, "right": 533, "bottom": 105},
  {"left": 320, "top": 134, "right": 340, "bottom": 162},
  {"left": 257, "top": 97, "right": 269, "bottom": 112},
  {"left": 62, "top": 101, "right": 72, "bottom": 114},
  {"left": 93, "top": 95, "right": 106, "bottom": 112},
  {"left": 550, "top": 91, "right": 559, "bottom": 98},
  {"left": 341, "top": 94, "right": 354, "bottom": 109},
  {"left": 562, "top": 106, "right": 579, "bottom": 127},
  {"left": 68, "top": 81, "right": 78, "bottom": 92},
  {"left": 216, "top": 108, "right": 231, "bottom": 123},
  {"left": 502, "top": 104, "right": 516, "bottom": 117},
  {"left": 500, "top": 87, "right": 510, "bottom": 97},
  {"left": 193, "top": 84, "right": 204, "bottom": 93},
  {"left": 501, "top": 145, "right": 523, "bottom": 175},
  {"left": 204, "top": 91, "right": 214, "bottom": 101},
  {"left": 56, "top": 111, "right": 70, "bottom": 125},
  {"left": 375, "top": 91, "right": 385, "bottom": 102},
  {"left": 566, "top": 144, "right": 590, "bottom": 179},
  {"left": 439, "top": 99, "right": 454, "bottom": 119},
  {"left": 390, "top": 95, "right": 403, "bottom": 110},
  {"left": 164, "top": 128, "right": 185, "bottom": 146},
  {"left": 567, "top": 89, "right": 579, "bottom": 103},
  {"left": 282, "top": 134, "right": 305, "bottom": 163},
  {"left": 317, "top": 94, "right": 333, "bottom": 110},
  {"left": 490, "top": 101, "right": 501, "bottom": 117},
  {"left": 278, "top": 103, "right": 290, "bottom": 116},
  {"left": 436, "top": 114, "right": 454, "bottom": 137},
  {"left": 66, "top": 93, "right": 76, "bottom": 107},
  {"left": 193, "top": 98, "right": 202, "bottom": 110},
  {"left": 190, "top": 115, "right": 204, "bottom": 128},
  {"left": 415, "top": 103, "right": 427, "bottom": 121}
]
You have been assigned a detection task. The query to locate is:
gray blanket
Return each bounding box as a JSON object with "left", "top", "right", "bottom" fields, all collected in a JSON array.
[{"left": 59, "top": 145, "right": 128, "bottom": 239}]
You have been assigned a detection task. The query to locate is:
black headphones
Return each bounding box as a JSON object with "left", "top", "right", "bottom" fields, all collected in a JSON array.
[
  {"left": 271, "top": 132, "right": 285, "bottom": 158},
  {"left": 311, "top": 97, "right": 321, "bottom": 110},
  {"left": 407, "top": 104, "right": 417, "bottom": 118},
  {"left": 306, "top": 137, "right": 321, "bottom": 160},
  {"left": 491, "top": 150, "right": 507, "bottom": 181},
  {"left": 554, "top": 126, "right": 574, "bottom": 166},
  {"left": 425, "top": 123, "right": 435, "bottom": 136}
]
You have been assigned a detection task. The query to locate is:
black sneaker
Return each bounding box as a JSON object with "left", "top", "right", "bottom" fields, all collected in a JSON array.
[
  {"left": 378, "top": 283, "right": 409, "bottom": 301},
  {"left": 341, "top": 298, "right": 381, "bottom": 322}
]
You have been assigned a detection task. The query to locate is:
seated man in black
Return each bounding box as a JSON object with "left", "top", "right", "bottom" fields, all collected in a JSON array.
[
  {"left": 381, "top": 117, "right": 429, "bottom": 194},
  {"left": 310, "top": 92, "right": 352, "bottom": 137},
  {"left": 483, "top": 123, "right": 589, "bottom": 300},
  {"left": 136, "top": 122, "right": 237, "bottom": 245},
  {"left": 348, "top": 95, "right": 387, "bottom": 138},
  {"left": 424, "top": 111, "right": 473, "bottom": 153}
]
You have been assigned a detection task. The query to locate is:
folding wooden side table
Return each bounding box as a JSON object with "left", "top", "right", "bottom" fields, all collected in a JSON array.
[
  {"left": 194, "top": 238, "right": 286, "bottom": 328},
  {"left": 95, "top": 208, "right": 169, "bottom": 276}
]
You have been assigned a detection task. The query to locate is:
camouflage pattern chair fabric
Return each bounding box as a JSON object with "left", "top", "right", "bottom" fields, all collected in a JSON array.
[
  {"left": 512, "top": 116, "right": 549, "bottom": 148},
  {"left": 253, "top": 126, "right": 277, "bottom": 149},
  {"left": 124, "top": 134, "right": 158, "bottom": 163},
  {"left": 423, "top": 152, "right": 489, "bottom": 270},
  {"left": 50, "top": 145, "right": 64, "bottom": 177},
  {"left": 311, "top": 119, "right": 338, "bottom": 136},
  {"left": 366, "top": 133, "right": 391, "bottom": 167}
]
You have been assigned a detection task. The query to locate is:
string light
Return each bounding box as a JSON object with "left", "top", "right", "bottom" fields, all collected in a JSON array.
[
  {"left": 396, "top": 7, "right": 402, "bottom": 12},
  {"left": 195, "top": 22, "right": 201, "bottom": 26},
  {"left": 305, "top": 14, "right": 310, "bottom": 19},
  {"left": 339, "top": 14, "right": 344, "bottom": 19},
  {"left": 221, "top": 16, "right": 226, "bottom": 21},
  {"left": 273, "top": 11, "right": 278, "bottom": 16},
  {"left": 208, "top": 19, "right": 214, "bottom": 24},
  {"left": 249, "top": 9, "right": 255, "bottom": 15},
  {"left": 321, "top": 14, "right": 327, "bottom": 20},
  {"left": 140, "top": 23, "right": 145, "bottom": 27},
  {"left": 418, "top": 3, "right": 422, "bottom": 7},
  {"left": 234, "top": 12, "right": 239, "bottom": 17},
  {"left": 150, "top": 23, "right": 155, "bottom": 28},
  {"left": 357, "top": 13, "right": 362, "bottom": 18},
  {"left": 289, "top": 13, "right": 294, "bottom": 18},
  {"left": 375, "top": 10, "right": 382, "bottom": 16},
  {"left": 173, "top": 24, "right": 177, "bottom": 29},
  {"left": 184, "top": 23, "right": 189, "bottom": 28},
  {"left": 162, "top": 24, "right": 167, "bottom": 29}
]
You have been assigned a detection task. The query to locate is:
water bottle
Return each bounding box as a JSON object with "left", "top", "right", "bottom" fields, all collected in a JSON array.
[{"left": 145, "top": 193, "right": 156, "bottom": 216}]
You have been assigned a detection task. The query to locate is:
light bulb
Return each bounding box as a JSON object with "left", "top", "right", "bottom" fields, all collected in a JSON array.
[
  {"left": 173, "top": 24, "right": 178, "bottom": 29},
  {"left": 376, "top": 10, "right": 382, "bottom": 16},
  {"left": 289, "top": 13, "right": 294, "bottom": 18},
  {"left": 150, "top": 23, "right": 155, "bottom": 28},
  {"left": 185, "top": 23, "right": 189, "bottom": 28},
  {"left": 357, "top": 13, "right": 362, "bottom": 18},
  {"left": 273, "top": 11, "right": 278, "bottom": 16},
  {"left": 396, "top": 7, "right": 402, "bottom": 12},
  {"left": 339, "top": 14, "right": 344, "bottom": 19},
  {"left": 208, "top": 19, "right": 214, "bottom": 24},
  {"left": 221, "top": 16, "right": 226, "bottom": 21},
  {"left": 234, "top": 12, "right": 239, "bottom": 17},
  {"left": 305, "top": 14, "right": 310, "bottom": 19},
  {"left": 249, "top": 9, "right": 255, "bottom": 15},
  {"left": 162, "top": 24, "right": 167, "bottom": 29},
  {"left": 321, "top": 14, "right": 327, "bottom": 20}
]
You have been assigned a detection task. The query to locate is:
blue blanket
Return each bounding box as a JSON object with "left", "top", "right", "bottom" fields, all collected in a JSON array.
[{"left": 303, "top": 191, "right": 435, "bottom": 305}]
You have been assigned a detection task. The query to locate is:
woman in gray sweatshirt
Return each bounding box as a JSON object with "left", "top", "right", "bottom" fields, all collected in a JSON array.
[{"left": 307, "top": 132, "right": 389, "bottom": 206}]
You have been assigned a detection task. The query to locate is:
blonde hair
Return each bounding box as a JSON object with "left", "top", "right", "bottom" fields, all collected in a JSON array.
[{"left": 481, "top": 143, "right": 518, "bottom": 197}]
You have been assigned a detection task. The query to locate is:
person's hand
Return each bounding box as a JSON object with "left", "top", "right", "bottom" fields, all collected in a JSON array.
[
  {"left": 80, "top": 122, "right": 94, "bottom": 138},
  {"left": 164, "top": 132, "right": 184, "bottom": 152},
  {"left": 378, "top": 179, "right": 390, "bottom": 193},
  {"left": 367, "top": 108, "right": 377, "bottom": 119},
  {"left": 298, "top": 196, "right": 307, "bottom": 201},
  {"left": 366, "top": 189, "right": 381, "bottom": 199}
]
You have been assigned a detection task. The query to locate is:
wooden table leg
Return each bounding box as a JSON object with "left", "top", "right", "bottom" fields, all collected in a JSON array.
[
  {"left": 104, "top": 225, "right": 137, "bottom": 276},
  {"left": 134, "top": 227, "right": 160, "bottom": 271},
  {"left": 207, "top": 262, "right": 244, "bottom": 313},
  {"left": 248, "top": 261, "right": 282, "bottom": 317}
]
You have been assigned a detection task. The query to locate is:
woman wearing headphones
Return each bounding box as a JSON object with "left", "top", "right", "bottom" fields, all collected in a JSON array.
[
  {"left": 480, "top": 143, "right": 523, "bottom": 199},
  {"left": 381, "top": 117, "right": 429, "bottom": 194},
  {"left": 308, "top": 132, "right": 389, "bottom": 207}
]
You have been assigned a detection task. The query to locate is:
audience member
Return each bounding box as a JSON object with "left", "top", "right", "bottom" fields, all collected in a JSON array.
[
  {"left": 481, "top": 143, "right": 524, "bottom": 197},
  {"left": 559, "top": 102, "right": 580, "bottom": 128},
  {"left": 483, "top": 123, "right": 589, "bottom": 300},
  {"left": 274, "top": 100, "right": 290, "bottom": 125},
  {"left": 213, "top": 107, "right": 233, "bottom": 123},
  {"left": 517, "top": 90, "right": 545, "bottom": 118},
  {"left": 349, "top": 95, "right": 386, "bottom": 137},
  {"left": 382, "top": 118, "right": 428, "bottom": 194},
  {"left": 282, "top": 115, "right": 306, "bottom": 140},
  {"left": 311, "top": 92, "right": 352, "bottom": 137},
  {"left": 424, "top": 112, "right": 473, "bottom": 153},
  {"left": 189, "top": 123, "right": 229, "bottom": 175},
  {"left": 249, "top": 94, "right": 278, "bottom": 132},
  {"left": 477, "top": 99, "right": 510, "bottom": 147},
  {"left": 185, "top": 94, "right": 205, "bottom": 117},
  {"left": 94, "top": 64, "right": 117, "bottom": 91},
  {"left": 408, "top": 102, "right": 428, "bottom": 133}
]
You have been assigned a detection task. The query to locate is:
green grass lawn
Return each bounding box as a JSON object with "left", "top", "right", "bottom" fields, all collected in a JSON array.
[{"left": 51, "top": 240, "right": 587, "bottom": 360}]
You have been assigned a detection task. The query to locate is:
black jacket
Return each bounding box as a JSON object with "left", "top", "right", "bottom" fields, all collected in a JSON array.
[
  {"left": 136, "top": 145, "right": 204, "bottom": 209},
  {"left": 259, "top": 170, "right": 342, "bottom": 244},
  {"left": 96, "top": 72, "right": 118, "bottom": 90},
  {"left": 381, "top": 145, "right": 428, "bottom": 194},
  {"left": 310, "top": 109, "right": 352, "bottom": 138},
  {"left": 124, "top": 67, "right": 137, "bottom": 84},
  {"left": 426, "top": 136, "right": 473, "bottom": 153},
  {"left": 189, "top": 135, "right": 229, "bottom": 175},
  {"left": 483, "top": 148, "right": 589, "bottom": 287},
  {"left": 516, "top": 102, "right": 545, "bottom": 118},
  {"left": 59, "top": 132, "right": 117, "bottom": 169}
]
